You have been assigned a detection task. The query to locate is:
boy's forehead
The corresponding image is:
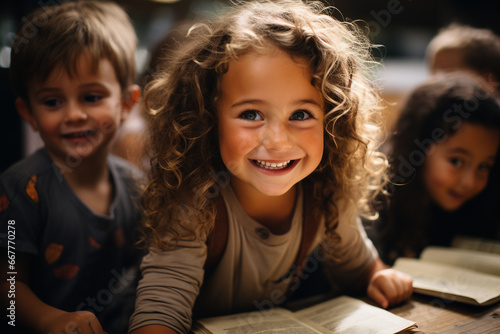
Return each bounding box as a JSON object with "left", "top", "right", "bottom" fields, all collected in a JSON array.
[
  {"left": 43, "top": 53, "right": 102, "bottom": 79},
  {"left": 431, "top": 48, "right": 467, "bottom": 73},
  {"left": 28, "top": 56, "right": 119, "bottom": 93}
]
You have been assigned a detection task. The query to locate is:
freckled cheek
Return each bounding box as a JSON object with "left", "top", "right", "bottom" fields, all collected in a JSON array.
[
  {"left": 302, "top": 130, "right": 324, "bottom": 164},
  {"left": 219, "top": 130, "right": 256, "bottom": 173}
]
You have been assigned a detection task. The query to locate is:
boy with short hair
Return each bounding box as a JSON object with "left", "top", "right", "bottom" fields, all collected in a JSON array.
[
  {"left": 0, "top": 1, "right": 142, "bottom": 333},
  {"left": 426, "top": 23, "right": 500, "bottom": 93}
]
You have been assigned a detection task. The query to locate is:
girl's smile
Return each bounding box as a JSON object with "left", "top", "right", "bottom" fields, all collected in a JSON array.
[
  {"left": 252, "top": 159, "right": 294, "bottom": 170},
  {"left": 423, "top": 122, "right": 500, "bottom": 211},
  {"left": 217, "top": 46, "right": 325, "bottom": 198}
]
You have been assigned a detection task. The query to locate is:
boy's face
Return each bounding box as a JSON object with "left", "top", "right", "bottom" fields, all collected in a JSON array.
[
  {"left": 217, "top": 47, "right": 325, "bottom": 198},
  {"left": 423, "top": 122, "right": 499, "bottom": 211},
  {"left": 17, "top": 53, "right": 134, "bottom": 167},
  {"left": 430, "top": 49, "right": 469, "bottom": 74}
]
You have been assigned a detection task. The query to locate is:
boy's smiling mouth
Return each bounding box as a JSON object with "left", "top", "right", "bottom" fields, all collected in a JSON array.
[
  {"left": 61, "top": 130, "right": 98, "bottom": 140},
  {"left": 252, "top": 159, "right": 294, "bottom": 170},
  {"left": 61, "top": 130, "right": 97, "bottom": 141}
]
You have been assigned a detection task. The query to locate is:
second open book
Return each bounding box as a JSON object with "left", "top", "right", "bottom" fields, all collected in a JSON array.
[
  {"left": 393, "top": 236, "right": 500, "bottom": 306},
  {"left": 192, "top": 295, "right": 416, "bottom": 334}
]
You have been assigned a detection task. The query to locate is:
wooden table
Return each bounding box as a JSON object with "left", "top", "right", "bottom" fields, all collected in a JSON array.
[{"left": 390, "top": 294, "right": 500, "bottom": 333}]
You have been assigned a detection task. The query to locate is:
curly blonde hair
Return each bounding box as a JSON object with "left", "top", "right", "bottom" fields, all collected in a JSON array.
[{"left": 140, "top": 0, "right": 387, "bottom": 250}]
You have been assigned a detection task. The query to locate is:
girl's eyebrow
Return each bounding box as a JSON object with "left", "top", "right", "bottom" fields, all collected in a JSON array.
[
  {"left": 231, "top": 99, "right": 263, "bottom": 108},
  {"left": 231, "top": 98, "right": 322, "bottom": 108},
  {"left": 447, "top": 147, "right": 497, "bottom": 161},
  {"left": 446, "top": 147, "right": 471, "bottom": 156}
]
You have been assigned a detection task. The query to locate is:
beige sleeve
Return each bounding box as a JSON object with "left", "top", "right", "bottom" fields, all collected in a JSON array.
[
  {"left": 128, "top": 240, "right": 206, "bottom": 334},
  {"left": 319, "top": 200, "right": 378, "bottom": 287}
]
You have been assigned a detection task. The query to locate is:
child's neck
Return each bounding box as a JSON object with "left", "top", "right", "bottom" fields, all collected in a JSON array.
[
  {"left": 51, "top": 150, "right": 114, "bottom": 216},
  {"left": 232, "top": 184, "right": 297, "bottom": 235}
]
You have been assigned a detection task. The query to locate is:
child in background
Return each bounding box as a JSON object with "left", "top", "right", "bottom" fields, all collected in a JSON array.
[
  {"left": 370, "top": 71, "right": 500, "bottom": 265},
  {"left": 0, "top": 1, "right": 142, "bottom": 333},
  {"left": 112, "top": 21, "right": 194, "bottom": 171},
  {"left": 129, "top": 1, "right": 412, "bottom": 333},
  {"left": 426, "top": 23, "right": 500, "bottom": 94}
]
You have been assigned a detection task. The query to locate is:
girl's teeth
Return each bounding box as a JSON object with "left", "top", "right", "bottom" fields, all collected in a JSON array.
[{"left": 255, "top": 160, "right": 291, "bottom": 170}]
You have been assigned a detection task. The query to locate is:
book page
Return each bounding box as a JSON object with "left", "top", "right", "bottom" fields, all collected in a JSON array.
[
  {"left": 394, "top": 258, "right": 500, "bottom": 305},
  {"left": 451, "top": 235, "right": 500, "bottom": 254},
  {"left": 294, "top": 296, "right": 416, "bottom": 334},
  {"left": 192, "top": 308, "right": 322, "bottom": 334},
  {"left": 420, "top": 246, "right": 500, "bottom": 276}
]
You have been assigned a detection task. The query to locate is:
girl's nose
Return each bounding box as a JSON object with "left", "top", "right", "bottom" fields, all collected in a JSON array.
[
  {"left": 261, "top": 121, "right": 293, "bottom": 151},
  {"left": 458, "top": 168, "right": 476, "bottom": 191}
]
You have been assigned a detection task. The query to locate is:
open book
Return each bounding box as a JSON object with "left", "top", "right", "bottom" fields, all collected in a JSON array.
[
  {"left": 393, "top": 237, "right": 500, "bottom": 306},
  {"left": 191, "top": 295, "right": 416, "bottom": 334}
]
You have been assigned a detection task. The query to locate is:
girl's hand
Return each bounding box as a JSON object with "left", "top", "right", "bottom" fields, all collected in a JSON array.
[
  {"left": 42, "top": 310, "right": 106, "bottom": 334},
  {"left": 367, "top": 268, "right": 413, "bottom": 309}
]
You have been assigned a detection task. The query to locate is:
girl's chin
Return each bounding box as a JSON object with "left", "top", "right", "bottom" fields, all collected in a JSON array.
[
  {"left": 438, "top": 201, "right": 465, "bottom": 212},
  {"left": 256, "top": 184, "right": 297, "bottom": 197}
]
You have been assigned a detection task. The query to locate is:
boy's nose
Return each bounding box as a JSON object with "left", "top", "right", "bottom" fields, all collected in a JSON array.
[
  {"left": 64, "top": 102, "right": 88, "bottom": 122},
  {"left": 261, "top": 121, "right": 293, "bottom": 151}
]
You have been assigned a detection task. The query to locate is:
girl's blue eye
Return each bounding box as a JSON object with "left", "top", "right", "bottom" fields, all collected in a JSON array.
[
  {"left": 240, "top": 110, "right": 262, "bottom": 120},
  {"left": 84, "top": 94, "right": 103, "bottom": 103},
  {"left": 290, "top": 110, "right": 312, "bottom": 120}
]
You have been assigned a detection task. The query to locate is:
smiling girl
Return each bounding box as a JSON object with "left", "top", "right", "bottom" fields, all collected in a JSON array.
[
  {"left": 129, "top": 1, "right": 413, "bottom": 333},
  {"left": 371, "top": 71, "right": 500, "bottom": 264}
]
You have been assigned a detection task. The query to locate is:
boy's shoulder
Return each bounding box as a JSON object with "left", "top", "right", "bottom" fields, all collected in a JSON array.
[
  {"left": 107, "top": 154, "right": 145, "bottom": 193},
  {"left": 0, "top": 149, "right": 55, "bottom": 210},
  {"left": 108, "top": 154, "right": 144, "bottom": 180},
  {"left": 0, "top": 149, "right": 53, "bottom": 186}
]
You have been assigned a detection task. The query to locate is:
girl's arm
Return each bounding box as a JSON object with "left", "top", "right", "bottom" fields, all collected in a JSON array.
[
  {"left": 364, "top": 257, "right": 413, "bottom": 309},
  {"left": 129, "top": 243, "right": 206, "bottom": 334},
  {"left": 131, "top": 325, "right": 178, "bottom": 334},
  {"left": 0, "top": 252, "right": 105, "bottom": 334}
]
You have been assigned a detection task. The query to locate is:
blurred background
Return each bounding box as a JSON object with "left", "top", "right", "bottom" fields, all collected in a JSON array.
[{"left": 0, "top": 0, "right": 496, "bottom": 172}]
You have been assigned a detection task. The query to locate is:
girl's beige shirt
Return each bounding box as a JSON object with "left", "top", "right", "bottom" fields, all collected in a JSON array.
[{"left": 129, "top": 184, "right": 377, "bottom": 334}]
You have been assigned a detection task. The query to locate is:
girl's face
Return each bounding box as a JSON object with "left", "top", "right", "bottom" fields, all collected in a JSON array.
[
  {"left": 217, "top": 47, "right": 324, "bottom": 198},
  {"left": 423, "top": 122, "right": 500, "bottom": 211}
]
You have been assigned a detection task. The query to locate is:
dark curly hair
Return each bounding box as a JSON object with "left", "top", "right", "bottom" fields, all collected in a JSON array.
[{"left": 379, "top": 71, "right": 500, "bottom": 262}]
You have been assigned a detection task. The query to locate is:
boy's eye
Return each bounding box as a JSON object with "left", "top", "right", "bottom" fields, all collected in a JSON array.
[
  {"left": 290, "top": 110, "right": 312, "bottom": 120},
  {"left": 43, "top": 98, "right": 61, "bottom": 108},
  {"left": 84, "top": 94, "right": 103, "bottom": 103},
  {"left": 239, "top": 110, "right": 262, "bottom": 121}
]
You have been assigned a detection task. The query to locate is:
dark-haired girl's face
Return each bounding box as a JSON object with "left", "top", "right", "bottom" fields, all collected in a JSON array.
[{"left": 423, "top": 122, "right": 499, "bottom": 211}]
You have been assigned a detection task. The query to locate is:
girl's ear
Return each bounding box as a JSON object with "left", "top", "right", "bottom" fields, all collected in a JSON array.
[
  {"left": 121, "top": 84, "right": 141, "bottom": 121},
  {"left": 484, "top": 72, "right": 498, "bottom": 92},
  {"left": 15, "top": 98, "right": 38, "bottom": 131}
]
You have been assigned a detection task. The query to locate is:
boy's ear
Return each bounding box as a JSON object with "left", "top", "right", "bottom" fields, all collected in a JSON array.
[
  {"left": 121, "top": 84, "right": 141, "bottom": 121},
  {"left": 15, "top": 98, "right": 38, "bottom": 132}
]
